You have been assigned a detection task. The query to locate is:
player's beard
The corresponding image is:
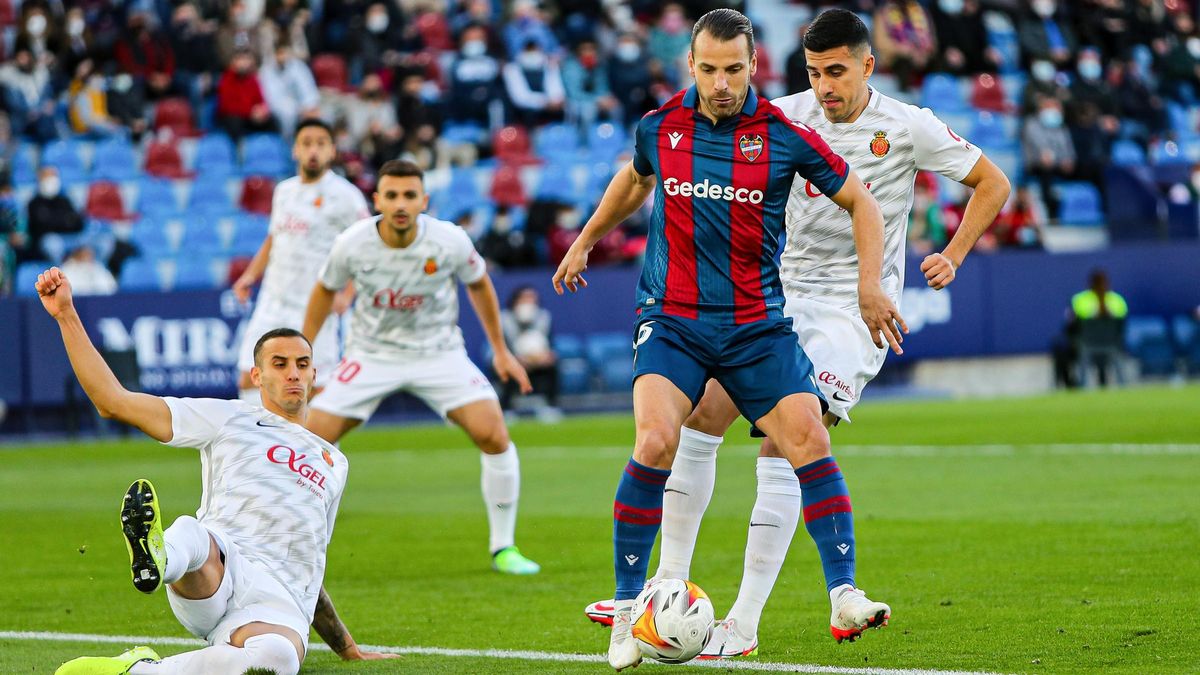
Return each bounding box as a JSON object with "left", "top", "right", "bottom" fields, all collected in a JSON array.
[
  {"left": 300, "top": 160, "right": 327, "bottom": 181},
  {"left": 703, "top": 88, "right": 746, "bottom": 121}
]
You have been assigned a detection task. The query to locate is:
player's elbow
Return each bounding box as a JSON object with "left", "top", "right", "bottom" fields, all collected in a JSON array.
[{"left": 94, "top": 403, "right": 116, "bottom": 419}]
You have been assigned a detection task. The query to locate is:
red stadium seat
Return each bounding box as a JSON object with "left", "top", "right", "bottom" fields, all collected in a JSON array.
[
  {"left": 0, "top": 0, "right": 14, "bottom": 26},
  {"left": 490, "top": 165, "right": 528, "bottom": 207},
  {"left": 86, "top": 181, "right": 135, "bottom": 221},
  {"left": 153, "top": 98, "right": 200, "bottom": 137},
  {"left": 971, "top": 73, "right": 1010, "bottom": 114},
  {"left": 493, "top": 126, "right": 538, "bottom": 166},
  {"left": 312, "top": 53, "right": 349, "bottom": 91},
  {"left": 415, "top": 12, "right": 454, "bottom": 51},
  {"left": 239, "top": 176, "right": 276, "bottom": 215},
  {"left": 145, "top": 142, "right": 193, "bottom": 178}
]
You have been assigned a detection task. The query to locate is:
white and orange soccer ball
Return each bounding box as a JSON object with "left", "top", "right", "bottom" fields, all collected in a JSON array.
[{"left": 630, "top": 578, "right": 715, "bottom": 664}]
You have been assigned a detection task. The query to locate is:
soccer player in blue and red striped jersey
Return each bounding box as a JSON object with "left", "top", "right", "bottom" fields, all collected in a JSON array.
[{"left": 552, "top": 8, "right": 906, "bottom": 670}]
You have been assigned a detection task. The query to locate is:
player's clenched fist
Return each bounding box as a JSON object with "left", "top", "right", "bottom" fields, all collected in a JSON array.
[
  {"left": 35, "top": 267, "right": 75, "bottom": 318},
  {"left": 920, "top": 252, "right": 957, "bottom": 290}
]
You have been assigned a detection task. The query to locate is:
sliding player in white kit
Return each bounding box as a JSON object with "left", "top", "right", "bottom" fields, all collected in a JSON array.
[
  {"left": 585, "top": 9, "right": 1011, "bottom": 657},
  {"left": 232, "top": 118, "right": 371, "bottom": 403},
  {"left": 302, "top": 160, "right": 542, "bottom": 576},
  {"left": 35, "top": 267, "right": 395, "bottom": 674}
]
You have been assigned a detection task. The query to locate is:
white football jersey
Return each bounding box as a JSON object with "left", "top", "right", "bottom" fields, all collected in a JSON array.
[
  {"left": 319, "top": 214, "right": 487, "bottom": 357},
  {"left": 773, "top": 88, "right": 981, "bottom": 312},
  {"left": 256, "top": 171, "right": 371, "bottom": 319},
  {"left": 162, "top": 397, "right": 348, "bottom": 620}
]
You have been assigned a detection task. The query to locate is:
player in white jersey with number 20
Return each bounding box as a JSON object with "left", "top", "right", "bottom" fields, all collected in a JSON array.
[
  {"left": 35, "top": 266, "right": 395, "bottom": 674},
  {"left": 233, "top": 118, "right": 371, "bottom": 403},
  {"left": 585, "top": 9, "right": 1011, "bottom": 658},
  {"left": 302, "top": 159, "right": 541, "bottom": 576}
]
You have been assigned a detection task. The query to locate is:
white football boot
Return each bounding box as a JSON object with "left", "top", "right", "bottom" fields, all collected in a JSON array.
[
  {"left": 585, "top": 598, "right": 617, "bottom": 627},
  {"left": 608, "top": 602, "right": 642, "bottom": 670},
  {"left": 697, "top": 617, "right": 759, "bottom": 659},
  {"left": 829, "top": 584, "right": 890, "bottom": 643}
]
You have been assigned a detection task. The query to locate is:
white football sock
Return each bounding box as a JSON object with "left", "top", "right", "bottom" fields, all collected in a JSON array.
[
  {"left": 129, "top": 633, "right": 299, "bottom": 675},
  {"left": 237, "top": 387, "right": 260, "bottom": 405},
  {"left": 480, "top": 443, "right": 519, "bottom": 554},
  {"left": 162, "top": 516, "right": 212, "bottom": 585},
  {"left": 726, "top": 457, "right": 801, "bottom": 637},
  {"left": 655, "top": 426, "right": 722, "bottom": 581}
]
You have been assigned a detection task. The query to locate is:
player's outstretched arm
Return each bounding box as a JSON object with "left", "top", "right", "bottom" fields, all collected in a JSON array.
[
  {"left": 552, "top": 161, "right": 655, "bottom": 294},
  {"left": 921, "top": 154, "right": 1011, "bottom": 290},
  {"left": 829, "top": 174, "right": 909, "bottom": 355},
  {"left": 312, "top": 585, "right": 399, "bottom": 661},
  {"left": 232, "top": 233, "right": 273, "bottom": 304},
  {"left": 35, "top": 268, "right": 173, "bottom": 442},
  {"left": 466, "top": 275, "right": 533, "bottom": 393},
  {"left": 302, "top": 282, "right": 338, "bottom": 344}
]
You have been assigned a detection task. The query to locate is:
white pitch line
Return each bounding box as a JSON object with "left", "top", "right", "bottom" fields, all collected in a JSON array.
[
  {"left": 519, "top": 443, "right": 1200, "bottom": 459},
  {"left": 0, "top": 630, "right": 1007, "bottom": 675}
]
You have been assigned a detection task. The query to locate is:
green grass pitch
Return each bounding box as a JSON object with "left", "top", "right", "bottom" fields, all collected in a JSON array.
[{"left": 1, "top": 385, "right": 1197, "bottom": 673}]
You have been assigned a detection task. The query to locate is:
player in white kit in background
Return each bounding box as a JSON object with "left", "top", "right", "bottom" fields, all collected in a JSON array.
[
  {"left": 302, "top": 160, "right": 542, "bottom": 576},
  {"left": 232, "top": 118, "right": 371, "bottom": 403},
  {"left": 35, "top": 268, "right": 396, "bottom": 675},
  {"left": 584, "top": 9, "right": 1011, "bottom": 657}
]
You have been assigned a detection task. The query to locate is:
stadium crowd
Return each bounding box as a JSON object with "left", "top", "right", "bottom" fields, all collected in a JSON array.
[{"left": 1, "top": 0, "right": 1199, "bottom": 296}]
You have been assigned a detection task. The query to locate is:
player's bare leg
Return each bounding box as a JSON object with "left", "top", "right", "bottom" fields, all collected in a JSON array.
[
  {"left": 447, "top": 399, "right": 539, "bottom": 574},
  {"left": 755, "top": 394, "right": 890, "bottom": 643},
  {"left": 304, "top": 409, "right": 362, "bottom": 444}
]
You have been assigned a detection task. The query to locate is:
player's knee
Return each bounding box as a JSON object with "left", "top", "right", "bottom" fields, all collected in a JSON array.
[
  {"left": 793, "top": 415, "right": 831, "bottom": 461},
  {"left": 634, "top": 427, "right": 679, "bottom": 468},
  {"left": 476, "top": 427, "right": 511, "bottom": 454},
  {"left": 242, "top": 633, "right": 301, "bottom": 675},
  {"left": 685, "top": 400, "right": 737, "bottom": 437}
]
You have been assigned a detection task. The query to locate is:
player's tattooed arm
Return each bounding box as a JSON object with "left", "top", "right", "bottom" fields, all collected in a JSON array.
[{"left": 312, "top": 585, "right": 400, "bottom": 660}]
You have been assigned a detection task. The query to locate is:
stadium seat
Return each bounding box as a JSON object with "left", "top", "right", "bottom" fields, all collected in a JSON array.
[
  {"left": 130, "top": 219, "right": 177, "bottom": 256},
  {"left": 490, "top": 165, "right": 528, "bottom": 207},
  {"left": 920, "top": 73, "right": 970, "bottom": 113},
  {"left": 971, "top": 112, "right": 1017, "bottom": 150},
  {"left": 136, "top": 179, "right": 180, "bottom": 218},
  {"left": 153, "top": 97, "right": 200, "bottom": 137},
  {"left": 241, "top": 134, "right": 290, "bottom": 176},
  {"left": 552, "top": 334, "right": 590, "bottom": 394},
  {"left": 586, "top": 160, "right": 614, "bottom": 202},
  {"left": 1111, "top": 139, "right": 1147, "bottom": 167},
  {"left": 12, "top": 143, "right": 37, "bottom": 185},
  {"left": 231, "top": 215, "right": 269, "bottom": 255},
  {"left": 311, "top": 53, "right": 349, "bottom": 91},
  {"left": 585, "top": 332, "right": 633, "bottom": 391},
  {"left": 189, "top": 176, "right": 236, "bottom": 216},
  {"left": 414, "top": 11, "right": 454, "bottom": 50},
  {"left": 145, "top": 141, "right": 192, "bottom": 178},
  {"left": 1056, "top": 182, "right": 1104, "bottom": 225},
  {"left": 42, "top": 139, "right": 89, "bottom": 184},
  {"left": 535, "top": 161, "right": 579, "bottom": 202},
  {"left": 970, "top": 74, "right": 1009, "bottom": 113},
  {"left": 85, "top": 181, "right": 135, "bottom": 221},
  {"left": 587, "top": 122, "right": 627, "bottom": 163},
  {"left": 173, "top": 256, "right": 222, "bottom": 290},
  {"left": 181, "top": 218, "right": 226, "bottom": 252},
  {"left": 1171, "top": 315, "right": 1200, "bottom": 374},
  {"left": 118, "top": 257, "right": 162, "bottom": 292},
  {"left": 1125, "top": 316, "right": 1177, "bottom": 376},
  {"left": 441, "top": 123, "right": 487, "bottom": 146},
  {"left": 193, "top": 133, "right": 237, "bottom": 175},
  {"left": 91, "top": 137, "right": 139, "bottom": 182},
  {"left": 493, "top": 126, "right": 538, "bottom": 165},
  {"left": 534, "top": 124, "right": 579, "bottom": 160},
  {"left": 1149, "top": 138, "right": 1192, "bottom": 165},
  {"left": 239, "top": 176, "right": 276, "bottom": 214},
  {"left": 14, "top": 262, "right": 44, "bottom": 296}
]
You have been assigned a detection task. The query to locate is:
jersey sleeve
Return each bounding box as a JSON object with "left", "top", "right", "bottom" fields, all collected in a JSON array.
[
  {"left": 785, "top": 120, "right": 849, "bottom": 197},
  {"left": 318, "top": 230, "right": 354, "bottom": 290},
  {"left": 452, "top": 228, "right": 487, "bottom": 284},
  {"left": 910, "top": 106, "right": 983, "bottom": 182},
  {"left": 160, "top": 397, "right": 242, "bottom": 450},
  {"left": 631, "top": 115, "right": 655, "bottom": 177},
  {"left": 346, "top": 187, "right": 372, "bottom": 224}
]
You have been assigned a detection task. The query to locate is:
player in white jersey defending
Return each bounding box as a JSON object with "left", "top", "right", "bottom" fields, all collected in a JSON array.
[
  {"left": 35, "top": 268, "right": 395, "bottom": 674},
  {"left": 232, "top": 118, "right": 371, "bottom": 403},
  {"left": 584, "top": 9, "right": 1011, "bottom": 657},
  {"left": 301, "top": 159, "right": 541, "bottom": 576}
]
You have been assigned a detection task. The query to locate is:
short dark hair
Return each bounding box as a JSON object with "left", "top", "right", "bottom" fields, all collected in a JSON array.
[
  {"left": 378, "top": 159, "right": 425, "bottom": 182},
  {"left": 294, "top": 118, "right": 334, "bottom": 143},
  {"left": 252, "top": 328, "right": 312, "bottom": 367},
  {"left": 802, "top": 9, "right": 870, "bottom": 55},
  {"left": 690, "top": 8, "right": 755, "bottom": 58}
]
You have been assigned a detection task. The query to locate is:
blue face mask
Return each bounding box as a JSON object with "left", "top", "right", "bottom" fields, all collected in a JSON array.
[{"left": 1039, "top": 108, "right": 1063, "bottom": 128}]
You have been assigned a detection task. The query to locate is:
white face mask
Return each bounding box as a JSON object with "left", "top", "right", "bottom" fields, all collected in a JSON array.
[
  {"left": 39, "top": 176, "right": 61, "bottom": 197},
  {"left": 462, "top": 39, "right": 487, "bottom": 58},
  {"left": 938, "top": 0, "right": 964, "bottom": 13},
  {"left": 366, "top": 13, "right": 388, "bottom": 33},
  {"left": 518, "top": 51, "right": 546, "bottom": 69},
  {"left": 513, "top": 302, "right": 538, "bottom": 323},
  {"left": 1038, "top": 108, "right": 1063, "bottom": 128},
  {"left": 1190, "top": 171, "right": 1200, "bottom": 192},
  {"left": 1031, "top": 61, "right": 1056, "bottom": 83},
  {"left": 1188, "top": 37, "right": 1200, "bottom": 59},
  {"left": 616, "top": 43, "right": 641, "bottom": 62},
  {"left": 68, "top": 17, "right": 85, "bottom": 37},
  {"left": 27, "top": 14, "right": 47, "bottom": 37},
  {"left": 1078, "top": 60, "right": 1102, "bottom": 81},
  {"left": 1032, "top": 0, "right": 1055, "bottom": 17}
]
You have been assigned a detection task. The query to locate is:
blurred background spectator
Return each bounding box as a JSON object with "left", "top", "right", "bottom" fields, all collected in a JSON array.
[
  {"left": 500, "top": 285, "right": 560, "bottom": 420},
  {"left": 874, "top": 0, "right": 937, "bottom": 92},
  {"left": 23, "top": 167, "right": 82, "bottom": 264},
  {"left": 59, "top": 244, "right": 117, "bottom": 296}
]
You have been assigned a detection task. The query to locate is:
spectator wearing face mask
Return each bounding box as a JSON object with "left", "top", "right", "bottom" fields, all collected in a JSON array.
[
  {"left": 356, "top": 2, "right": 407, "bottom": 75},
  {"left": 648, "top": 4, "right": 692, "bottom": 87},
  {"left": 14, "top": 6, "right": 62, "bottom": 71},
  {"left": 503, "top": 0, "right": 560, "bottom": 60},
  {"left": 1021, "top": 59, "right": 1071, "bottom": 117},
  {"left": 1157, "top": 13, "right": 1200, "bottom": 105},
  {"left": 68, "top": 59, "right": 122, "bottom": 138},
  {"left": 1022, "top": 97, "right": 1076, "bottom": 221},
  {"left": 169, "top": 2, "right": 222, "bottom": 115},
  {"left": 1114, "top": 58, "right": 1169, "bottom": 139},
  {"left": 216, "top": 47, "right": 277, "bottom": 140},
  {"left": 114, "top": 11, "right": 178, "bottom": 101},
  {"left": 561, "top": 40, "right": 618, "bottom": 130},
  {"left": 26, "top": 167, "right": 85, "bottom": 263},
  {"left": 58, "top": 7, "right": 95, "bottom": 79},
  {"left": 500, "top": 286, "right": 560, "bottom": 419},
  {"left": 1018, "top": 0, "right": 1077, "bottom": 70},
  {"left": 0, "top": 47, "right": 59, "bottom": 141},
  {"left": 106, "top": 72, "right": 149, "bottom": 141},
  {"left": 396, "top": 71, "right": 443, "bottom": 168},
  {"left": 344, "top": 73, "right": 398, "bottom": 152},
  {"left": 60, "top": 244, "right": 119, "bottom": 296},
  {"left": 1068, "top": 48, "right": 1119, "bottom": 130},
  {"left": 609, "top": 34, "right": 653, "bottom": 127},
  {"left": 480, "top": 207, "right": 538, "bottom": 268},
  {"left": 447, "top": 24, "right": 503, "bottom": 127},
  {"left": 259, "top": 41, "right": 319, "bottom": 138},
  {"left": 930, "top": 0, "right": 999, "bottom": 75},
  {"left": 503, "top": 40, "right": 565, "bottom": 127}
]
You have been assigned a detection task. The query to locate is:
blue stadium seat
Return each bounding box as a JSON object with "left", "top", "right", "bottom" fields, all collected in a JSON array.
[
  {"left": 181, "top": 219, "right": 226, "bottom": 252},
  {"left": 189, "top": 176, "right": 236, "bottom": 217},
  {"left": 136, "top": 179, "right": 180, "bottom": 218},
  {"left": 1171, "top": 315, "right": 1200, "bottom": 374},
  {"left": 535, "top": 123, "right": 579, "bottom": 159},
  {"left": 1125, "top": 315, "right": 1176, "bottom": 376},
  {"left": 434, "top": 167, "right": 484, "bottom": 218},
  {"left": 92, "top": 138, "right": 139, "bottom": 182},
  {"left": 552, "top": 334, "right": 590, "bottom": 394},
  {"left": 12, "top": 143, "right": 38, "bottom": 185},
  {"left": 130, "top": 219, "right": 177, "bottom": 256},
  {"left": 971, "top": 112, "right": 1018, "bottom": 150},
  {"left": 1111, "top": 139, "right": 1147, "bottom": 167},
  {"left": 194, "top": 133, "right": 237, "bottom": 175},
  {"left": 174, "top": 256, "right": 221, "bottom": 290},
  {"left": 920, "top": 73, "right": 970, "bottom": 113},
  {"left": 118, "top": 258, "right": 162, "bottom": 292},
  {"left": 585, "top": 332, "right": 633, "bottom": 391},
  {"left": 241, "top": 134, "right": 290, "bottom": 176},
  {"left": 441, "top": 123, "right": 487, "bottom": 146},
  {"left": 230, "top": 214, "right": 270, "bottom": 255},
  {"left": 1056, "top": 182, "right": 1104, "bottom": 225},
  {"left": 535, "top": 161, "right": 579, "bottom": 202},
  {"left": 587, "top": 122, "right": 627, "bottom": 163},
  {"left": 41, "top": 139, "right": 89, "bottom": 183},
  {"left": 1149, "top": 138, "right": 1192, "bottom": 165},
  {"left": 14, "top": 262, "right": 45, "bottom": 296},
  {"left": 586, "top": 161, "right": 615, "bottom": 202}
]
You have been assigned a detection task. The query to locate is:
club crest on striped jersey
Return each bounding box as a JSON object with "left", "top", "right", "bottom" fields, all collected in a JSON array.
[
  {"left": 870, "top": 130, "right": 891, "bottom": 157},
  {"left": 738, "top": 134, "right": 764, "bottom": 162},
  {"left": 423, "top": 257, "right": 438, "bottom": 275}
]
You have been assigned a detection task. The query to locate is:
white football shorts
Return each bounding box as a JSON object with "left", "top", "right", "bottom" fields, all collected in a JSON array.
[
  {"left": 785, "top": 296, "right": 890, "bottom": 422},
  {"left": 166, "top": 525, "right": 311, "bottom": 654},
  {"left": 310, "top": 348, "right": 498, "bottom": 420},
  {"left": 236, "top": 307, "right": 341, "bottom": 388}
]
